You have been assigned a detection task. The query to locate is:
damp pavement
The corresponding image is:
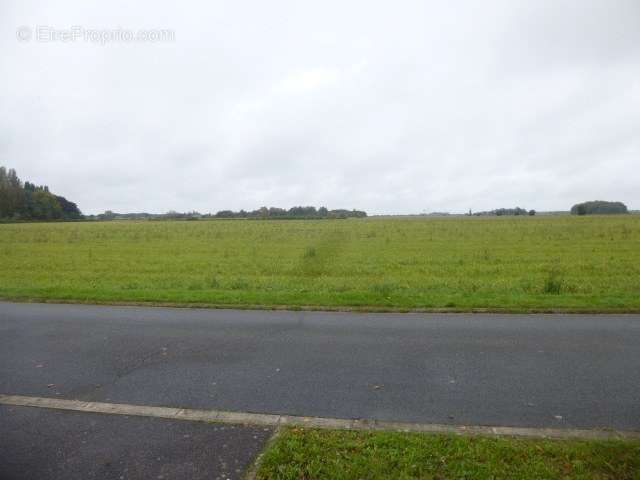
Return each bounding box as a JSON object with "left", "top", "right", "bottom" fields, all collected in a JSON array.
[{"left": 1, "top": 301, "right": 640, "bottom": 478}]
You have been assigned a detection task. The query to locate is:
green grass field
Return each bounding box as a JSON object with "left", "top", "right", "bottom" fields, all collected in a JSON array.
[
  {"left": 2, "top": 215, "right": 639, "bottom": 311},
  {"left": 256, "top": 428, "right": 640, "bottom": 480}
]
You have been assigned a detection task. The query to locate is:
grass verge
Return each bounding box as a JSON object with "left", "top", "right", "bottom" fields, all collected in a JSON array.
[{"left": 256, "top": 428, "right": 640, "bottom": 480}]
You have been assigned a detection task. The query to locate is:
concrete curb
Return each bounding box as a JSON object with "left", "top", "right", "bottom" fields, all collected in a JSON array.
[{"left": 1, "top": 394, "right": 638, "bottom": 441}]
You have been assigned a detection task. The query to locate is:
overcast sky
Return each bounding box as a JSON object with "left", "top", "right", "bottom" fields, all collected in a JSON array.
[{"left": 1, "top": 0, "right": 639, "bottom": 214}]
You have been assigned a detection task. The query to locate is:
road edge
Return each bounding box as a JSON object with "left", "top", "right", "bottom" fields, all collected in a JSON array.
[
  {"left": 3, "top": 298, "right": 640, "bottom": 315},
  {"left": 1, "top": 394, "right": 638, "bottom": 441}
]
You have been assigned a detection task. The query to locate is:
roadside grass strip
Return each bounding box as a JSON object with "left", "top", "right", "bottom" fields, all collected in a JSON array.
[{"left": 255, "top": 427, "right": 640, "bottom": 480}]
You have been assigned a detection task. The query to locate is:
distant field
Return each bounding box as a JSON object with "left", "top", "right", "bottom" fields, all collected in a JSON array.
[{"left": 1, "top": 216, "right": 639, "bottom": 311}]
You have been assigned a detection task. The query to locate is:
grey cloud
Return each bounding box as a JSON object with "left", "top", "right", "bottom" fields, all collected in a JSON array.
[{"left": 1, "top": 0, "right": 638, "bottom": 214}]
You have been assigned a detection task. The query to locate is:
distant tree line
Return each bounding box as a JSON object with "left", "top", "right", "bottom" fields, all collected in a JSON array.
[
  {"left": 90, "top": 210, "right": 203, "bottom": 221},
  {"left": 471, "top": 207, "right": 535, "bottom": 216},
  {"left": 88, "top": 206, "right": 367, "bottom": 221},
  {"left": 213, "top": 206, "right": 367, "bottom": 219},
  {"left": 570, "top": 201, "right": 628, "bottom": 215},
  {"left": 0, "top": 167, "right": 82, "bottom": 220}
]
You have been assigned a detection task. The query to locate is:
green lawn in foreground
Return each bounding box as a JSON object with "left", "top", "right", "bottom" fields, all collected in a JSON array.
[
  {"left": 1, "top": 215, "right": 640, "bottom": 311},
  {"left": 256, "top": 428, "right": 640, "bottom": 480}
]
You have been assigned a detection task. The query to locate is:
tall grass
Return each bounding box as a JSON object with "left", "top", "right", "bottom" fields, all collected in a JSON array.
[{"left": 1, "top": 215, "right": 639, "bottom": 311}]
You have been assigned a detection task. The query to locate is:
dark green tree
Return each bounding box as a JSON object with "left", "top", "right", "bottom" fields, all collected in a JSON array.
[
  {"left": 0, "top": 167, "right": 82, "bottom": 220},
  {"left": 571, "top": 201, "right": 627, "bottom": 215}
]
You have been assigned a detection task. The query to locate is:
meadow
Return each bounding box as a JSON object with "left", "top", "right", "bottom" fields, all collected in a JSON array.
[{"left": 1, "top": 215, "right": 639, "bottom": 311}]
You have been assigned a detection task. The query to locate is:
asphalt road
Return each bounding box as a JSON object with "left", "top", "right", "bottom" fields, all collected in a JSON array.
[
  {"left": 1, "top": 302, "right": 639, "bottom": 431},
  {"left": 0, "top": 404, "right": 272, "bottom": 480}
]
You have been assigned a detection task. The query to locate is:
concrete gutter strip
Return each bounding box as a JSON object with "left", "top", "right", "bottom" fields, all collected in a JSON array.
[{"left": 1, "top": 394, "right": 638, "bottom": 441}]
